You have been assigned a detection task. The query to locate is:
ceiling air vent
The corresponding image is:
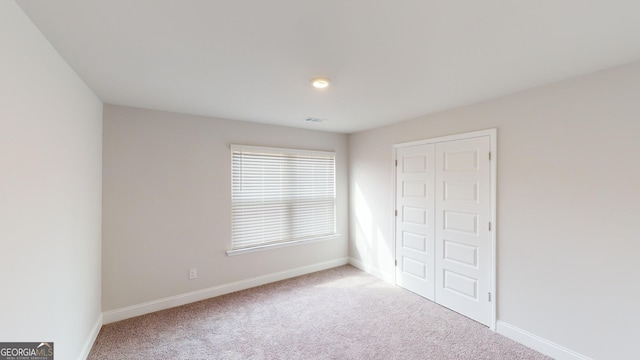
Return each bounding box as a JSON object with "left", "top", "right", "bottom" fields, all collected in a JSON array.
[{"left": 305, "top": 117, "right": 325, "bottom": 123}]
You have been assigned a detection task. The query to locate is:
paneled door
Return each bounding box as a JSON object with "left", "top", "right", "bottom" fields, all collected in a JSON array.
[
  {"left": 394, "top": 131, "right": 494, "bottom": 327},
  {"left": 434, "top": 136, "right": 491, "bottom": 325},
  {"left": 395, "top": 144, "right": 435, "bottom": 301}
]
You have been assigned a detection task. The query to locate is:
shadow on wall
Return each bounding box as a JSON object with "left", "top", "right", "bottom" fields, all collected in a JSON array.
[{"left": 353, "top": 181, "right": 393, "bottom": 278}]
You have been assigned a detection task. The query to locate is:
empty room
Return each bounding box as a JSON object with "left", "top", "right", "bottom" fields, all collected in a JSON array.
[{"left": 1, "top": 1, "right": 639, "bottom": 359}]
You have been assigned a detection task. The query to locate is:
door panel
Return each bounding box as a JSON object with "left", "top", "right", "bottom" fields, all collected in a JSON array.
[
  {"left": 443, "top": 240, "right": 478, "bottom": 266},
  {"left": 435, "top": 136, "right": 491, "bottom": 325},
  {"left": 443, "top": 270, "right": 478, "bottom": 298},
  {"left": 443, "top": 211, "right": 478, "bottom": 234},
  {"left": 444, "top": 181, "right": 479, "bottom": 202},
  {"left": 395, "top": 144, "right": 435, "bottom": 300}
]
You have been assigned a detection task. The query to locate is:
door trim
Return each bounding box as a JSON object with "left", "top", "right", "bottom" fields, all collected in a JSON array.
[{"left": 392, "top": 128, "right": 497, "bottom": 330}]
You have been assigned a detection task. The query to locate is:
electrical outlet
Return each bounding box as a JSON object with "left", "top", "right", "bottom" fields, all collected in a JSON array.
[{"left": 188, "top": 268, "right": 197, "bottom": 280}]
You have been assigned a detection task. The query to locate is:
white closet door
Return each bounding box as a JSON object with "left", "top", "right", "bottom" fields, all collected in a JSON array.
[
  {"left": 434, "top": 136, "right": 491, "bottom": 325},
  {"left": 395, "top": 144, "right": 435, "bottom": 300}
]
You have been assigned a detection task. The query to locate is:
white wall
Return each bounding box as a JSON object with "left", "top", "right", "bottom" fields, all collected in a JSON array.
[
  {"left": 102, "top": 105, "right": 349, "bottom": 313},
  {"left": 349, "top": 61, "right": 640, "bottom": 360},
  {"left": 0, "top": 2, "right": 103, "bottom": 359}
]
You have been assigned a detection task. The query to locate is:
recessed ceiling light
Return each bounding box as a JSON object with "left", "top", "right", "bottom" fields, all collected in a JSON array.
[{"left": 310, "top": 77, "right": 330, "bottom": 89}]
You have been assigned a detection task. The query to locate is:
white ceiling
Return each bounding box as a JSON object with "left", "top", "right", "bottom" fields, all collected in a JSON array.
[{"left": 16, "top": 0, "right": 640, "bottom": 133}]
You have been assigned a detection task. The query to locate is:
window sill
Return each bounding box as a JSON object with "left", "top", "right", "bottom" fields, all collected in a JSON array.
[{"left": 226, "top": 234, "right": 340, "bottom": 256}]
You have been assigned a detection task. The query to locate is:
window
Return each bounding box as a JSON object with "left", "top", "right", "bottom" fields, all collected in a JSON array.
[{"left": 228, "top": 145, "right": 337, "bottom": 255}]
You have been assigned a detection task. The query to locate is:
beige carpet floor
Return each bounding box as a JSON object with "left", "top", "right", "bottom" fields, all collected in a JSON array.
[{"left": 88, "top": 265, "right": 551, "bottom": 359}]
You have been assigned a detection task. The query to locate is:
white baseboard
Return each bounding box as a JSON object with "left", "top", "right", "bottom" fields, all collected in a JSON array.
[
  {"left": 102, "top": 257, "right": 349, "bottom": 324},
  {"left": 348, "top": 257, "right": 395, "bottom": 284},
  {"left": 496, "top": 321, "right": 593, "bottom": 360},
  {"left": 79, "top": 313, "right": 103, "bottom": 360}
]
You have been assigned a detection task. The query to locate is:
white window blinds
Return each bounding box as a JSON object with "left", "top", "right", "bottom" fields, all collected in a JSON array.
[{"left": 231, "top": 145, "right": 336, "bottom": 251}]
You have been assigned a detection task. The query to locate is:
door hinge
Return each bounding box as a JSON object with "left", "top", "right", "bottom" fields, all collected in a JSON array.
[
  {"left": 488, "top": 222, "right": 492, "bottom": 231},
  {"left": 488, "top": 292, "right": 492, "bottom": 302},
  {"left": 489, "top": 152, "right": 492, "bottom": 161},
  {"left": 395, "top": 210, "right": 398, "bottom": 216},
  {"left": 395, "top": 259, "right": 398, "bottom": 267},
  {"left": 395, "top": 159, "right": 398, "bottom": 167}
]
